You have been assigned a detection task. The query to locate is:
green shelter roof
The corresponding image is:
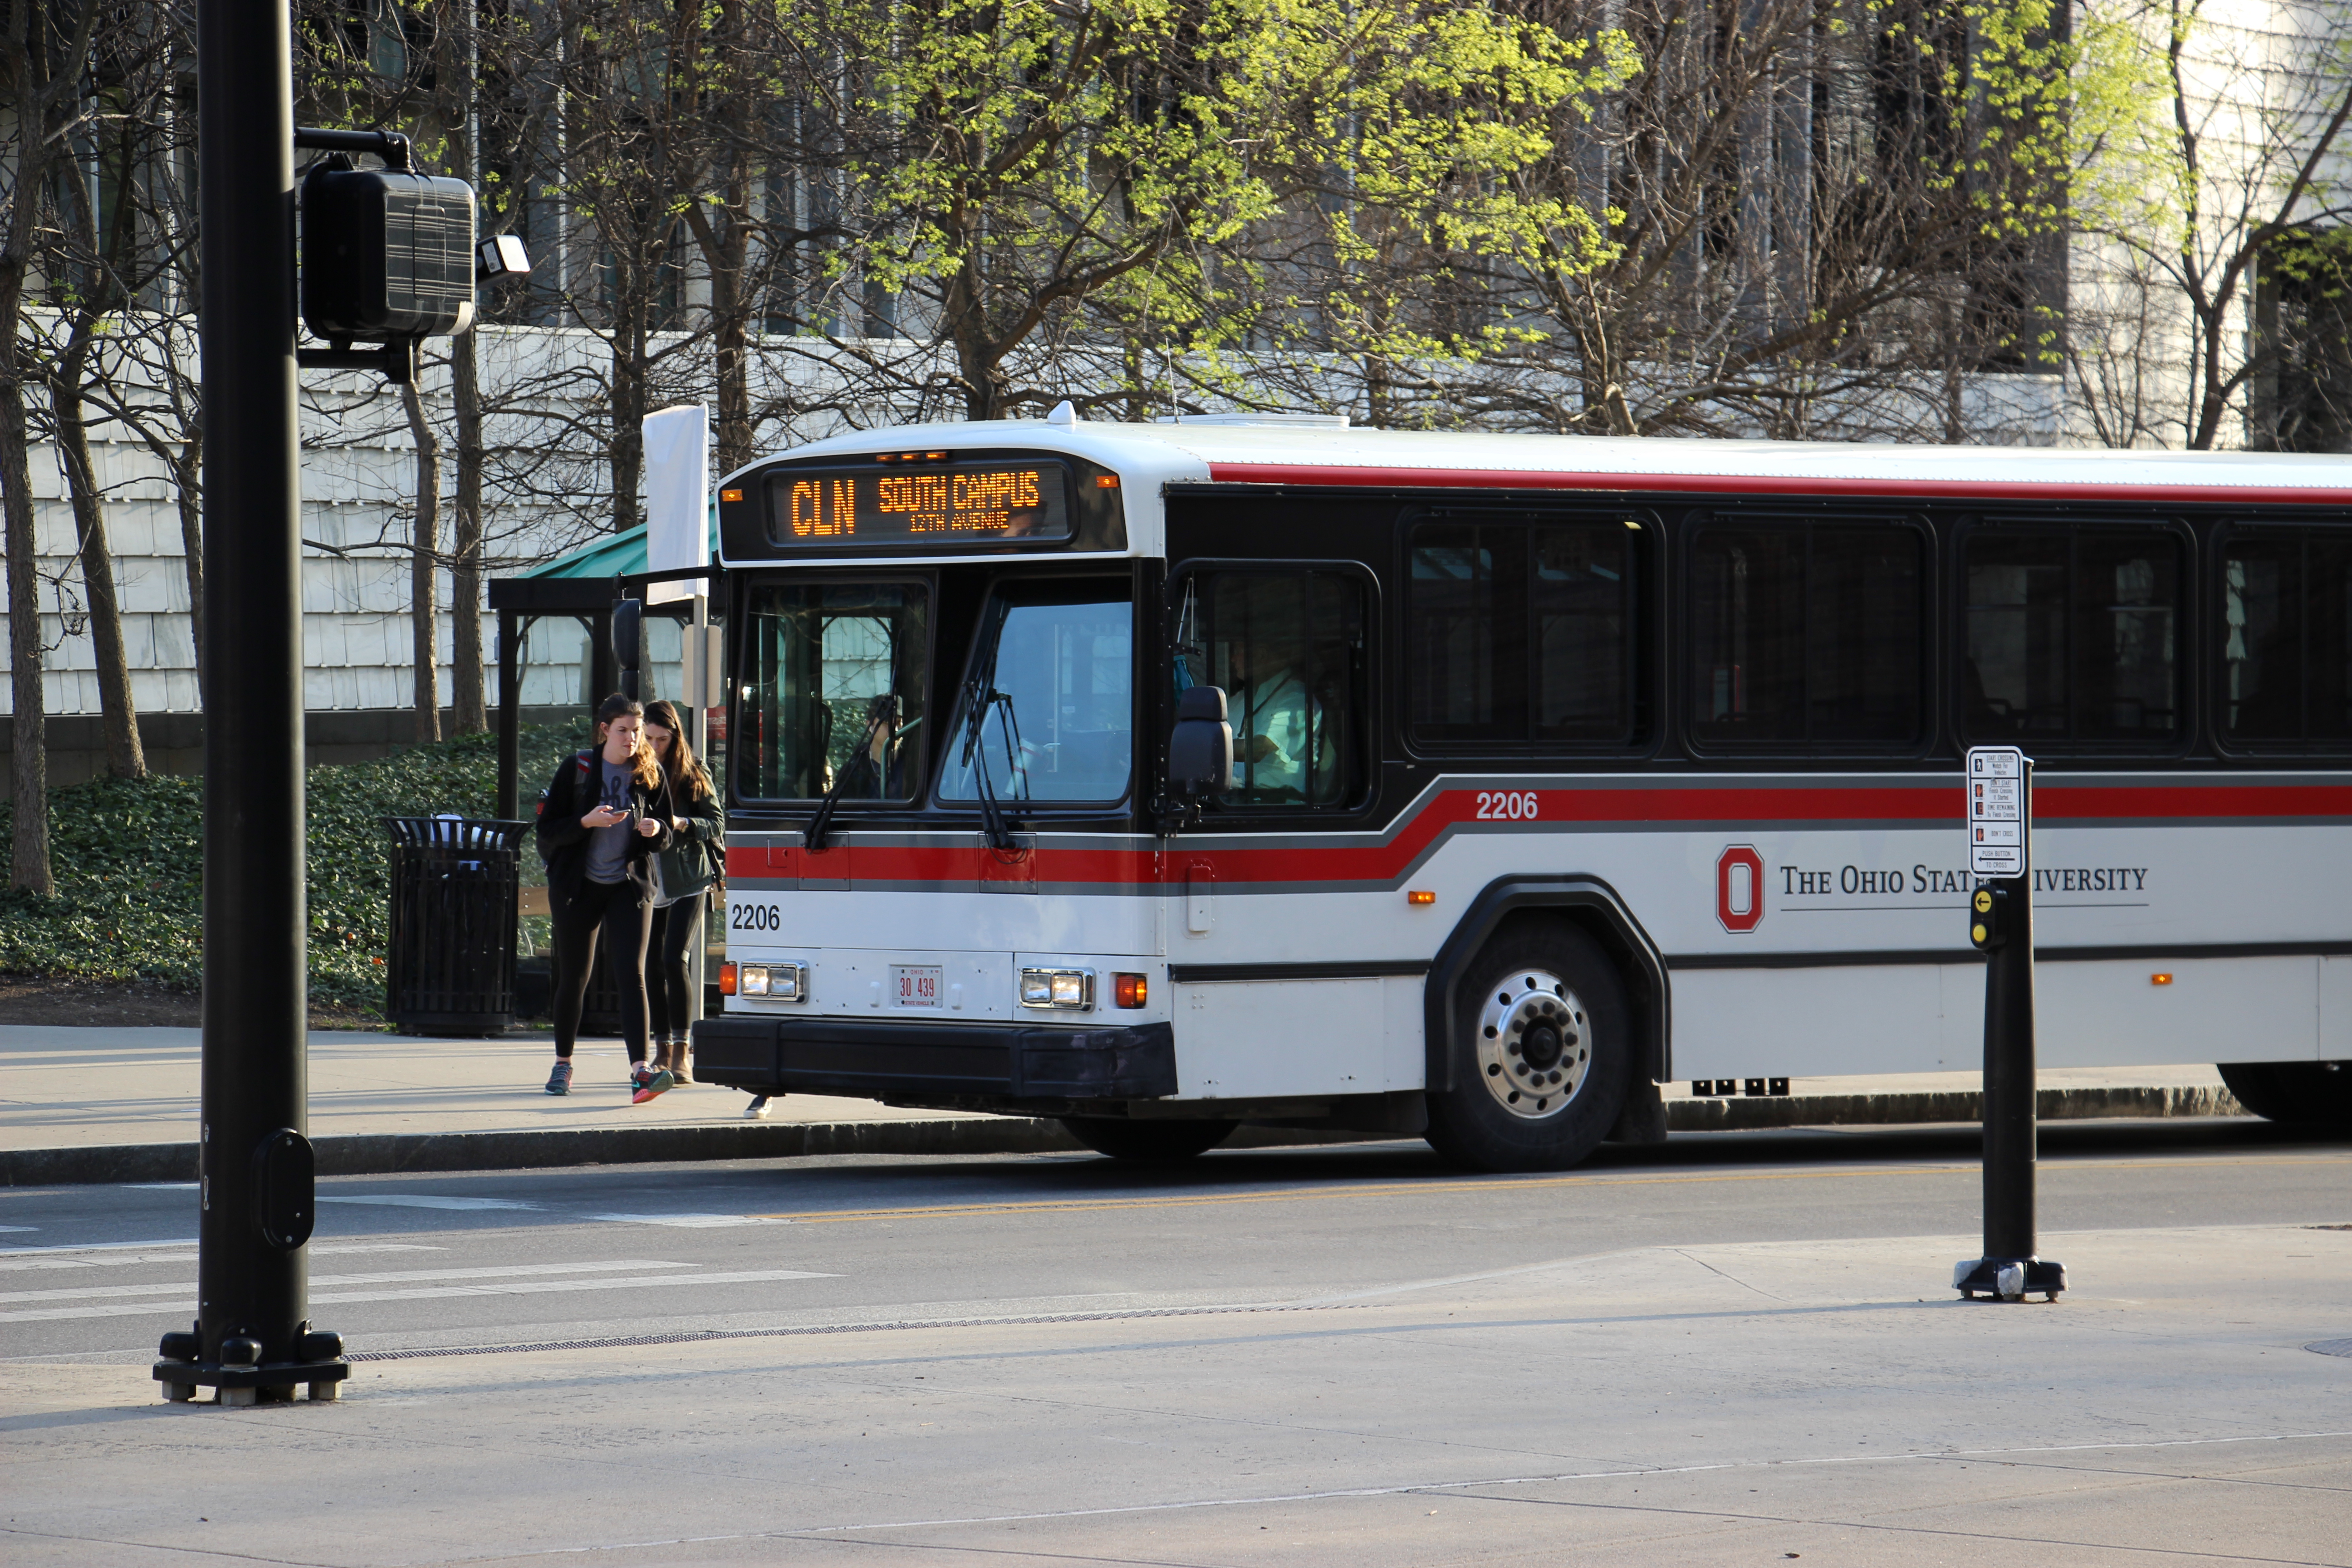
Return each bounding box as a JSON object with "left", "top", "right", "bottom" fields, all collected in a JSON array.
[{"left": 524, "top": 524, "right": 647, "bottom": 579}]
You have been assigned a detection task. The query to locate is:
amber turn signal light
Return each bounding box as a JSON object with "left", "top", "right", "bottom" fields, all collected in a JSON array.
[
  {"left": 719, "top": 961, "right": 739, "bottom": 995},
  {"left": 720, "top": 487, "right": 743, "bottom": 502},
  {"left": 1407, "top": 890, "right": 1435, "bottom": 906},
  {"left": 1113, "top": 972, "right": 1148, "bottom": 1009},
  {"left": 2151, "top": 972, "right": 2173, "bottom": 986}
]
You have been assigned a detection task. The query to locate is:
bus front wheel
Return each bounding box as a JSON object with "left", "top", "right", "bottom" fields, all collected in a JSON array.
[
  {"left": 1060, "top": 1116, "right": 1238, "bottom": 1162},
  {"left": 2218, "top": 1062, "right": 2352, "bottom": 1128},
  {"left": 1424, "top": 921, "right": 1632, "bottom": 1172}
]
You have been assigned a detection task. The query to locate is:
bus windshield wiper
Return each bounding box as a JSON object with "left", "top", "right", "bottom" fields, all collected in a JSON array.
[
  {"left": 957, "top": 646, "right": 1020, "bottom": 853},
  {"left": 805, "top": 694, "right": 898, "bottom": 853}
]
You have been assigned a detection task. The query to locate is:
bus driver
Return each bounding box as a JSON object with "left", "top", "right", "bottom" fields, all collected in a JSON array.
[{"left": 1227, "top": 633, "right": 1331, "bottom": 804}]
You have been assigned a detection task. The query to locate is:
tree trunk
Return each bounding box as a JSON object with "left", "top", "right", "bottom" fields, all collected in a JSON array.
[
  {"left": 53, "top": 347, "right": 148, "bottom": 778},
  {"left": 712, "top": 243, "right": 752, "bottom": 477},
  {"left": 401, "top": 378, "right": 442, "bottom": 743},
  {"left": 0, "top": 0, "right": 96, "bottom": 894},
  {"left": 0, "top": 170, "right": 53, "bottom": 895},
  {"left": 0, "top": 377, "right": 52, "bottom": 894},
  {"left": 450, "top": 327, "right": 486, "bottom": 734},
  {"left": 175, "top": 427, "right": 205, "bottom": 701},
  {"left": 611, "top": 325, "right": 646, "bottom": 534}
]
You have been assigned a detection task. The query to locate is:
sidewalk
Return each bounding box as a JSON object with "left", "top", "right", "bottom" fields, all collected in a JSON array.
[{"left": 0, "top": 1022, "right": 2244, "bottom": 1185}]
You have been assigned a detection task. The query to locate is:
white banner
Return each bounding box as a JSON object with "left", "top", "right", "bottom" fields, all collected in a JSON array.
[{"left": 641, "top": 404, "right": 709, "bottom": 605}]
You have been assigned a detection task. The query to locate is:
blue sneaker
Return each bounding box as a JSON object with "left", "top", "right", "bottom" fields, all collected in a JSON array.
[
  {"left": 545, "top": 1060, "right": 573, "bottom": 1095},
  {"left": 632, "top": 1065, "right": 675, "bottom": 1104}
]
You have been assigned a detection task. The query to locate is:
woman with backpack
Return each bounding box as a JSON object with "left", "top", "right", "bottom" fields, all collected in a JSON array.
[
  {"left": 641, "top": 699, "right": 723, "bottom": 1085},
  {"left": 535, "top": 692, "right": 676, "bottom": 1101}
]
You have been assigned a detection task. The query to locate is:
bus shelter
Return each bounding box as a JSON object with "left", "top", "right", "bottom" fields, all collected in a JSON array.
[{"left": 486, "top": 524, "right": 720, "bottom": 819}]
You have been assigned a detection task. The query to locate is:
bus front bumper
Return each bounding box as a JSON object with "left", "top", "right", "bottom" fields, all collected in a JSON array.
[{"left": 689, "top": 1015, "right": 1178, "bottom": 1103}]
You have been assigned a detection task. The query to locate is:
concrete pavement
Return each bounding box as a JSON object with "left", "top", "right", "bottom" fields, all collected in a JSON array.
[{"left": 4, "top": 1133, "right": 2347, "bottom": 1566}]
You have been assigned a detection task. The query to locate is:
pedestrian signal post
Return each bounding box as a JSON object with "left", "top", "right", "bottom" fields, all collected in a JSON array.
[
  {"left": 1955, "top": 746, "right": 2066, "bottom": 1302},
  {"left": 153, "top": 0, "right": 526, "bottom": 1408}
]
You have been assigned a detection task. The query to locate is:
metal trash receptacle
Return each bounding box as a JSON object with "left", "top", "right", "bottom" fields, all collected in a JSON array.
[{"left": 385, "top": 816, "right": 529, "bottom": 1036}]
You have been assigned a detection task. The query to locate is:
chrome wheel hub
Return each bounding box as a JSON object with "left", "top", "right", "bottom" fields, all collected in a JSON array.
[{"left": 1475, "top": 970, "right": 1590, "bottom": 1120}]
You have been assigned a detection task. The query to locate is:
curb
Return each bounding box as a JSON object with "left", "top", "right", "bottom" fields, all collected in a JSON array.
[
  {"left": 1, "top": 1086, "right": 2249, "bottom": 1187},
  {"left": 0, "top": 1116, "right": 1086, "bottom": 1188},
  {"left": 1666, "top": 1083, "right": 2244, "bottom": 1132}
]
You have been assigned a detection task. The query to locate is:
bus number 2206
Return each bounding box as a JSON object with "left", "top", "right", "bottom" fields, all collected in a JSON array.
[
  {"left": 730, "top": 901, "right": 784, "bottom": 933},
  {"left": 1474, "top": 790, "right": 1540, "bottom": 821}
]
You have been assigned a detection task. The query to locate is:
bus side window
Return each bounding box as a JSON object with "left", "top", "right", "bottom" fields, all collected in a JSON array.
[
  {"left": 1191, "top": 570, "right": 1367, "bottom": 808},
  {"left": 2221, "top": 528, "right": 2352, "bottom": 744},
  {"left": 1686, "top": 523, "right": 1922, "bottom": 747},
  {"left": 1965, "top": 529, "right": 2182, "bottom": 745},
  {"left": 1406, "top": 519, "right": 1637, "bottom": 746}
]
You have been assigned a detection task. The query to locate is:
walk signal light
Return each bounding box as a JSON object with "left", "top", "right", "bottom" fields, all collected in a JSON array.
[
  {"left": 301, "top": 162, "right": 478, "bottom": 341},
  {"left": 1969, "top": 885, "right": 2010, "bottom": 951}
]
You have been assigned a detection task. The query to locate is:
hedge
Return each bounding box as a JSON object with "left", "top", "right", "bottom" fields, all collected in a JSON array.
[{"left": 0, "top": 722, "right": 587, "bottom": 1014}]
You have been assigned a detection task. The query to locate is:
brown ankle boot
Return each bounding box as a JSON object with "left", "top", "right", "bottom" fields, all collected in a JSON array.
[{"left": 669, "top": 1040, "right": 692, "bottom": 1084}]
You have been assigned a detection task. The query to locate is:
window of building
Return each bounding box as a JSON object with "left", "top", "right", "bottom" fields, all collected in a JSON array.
[
  {"left": 1408, "top": 519, "right": 1637, "bottom": 746},
  {"left": 1965, "top": 529, "right": 2182, "bottom": 743},
  {"left": 2220, "top": 528, "right": 2352, "bottom": 744},
  {"left": 1687, "top": 524, "right": 1924, "bottom": 745}
]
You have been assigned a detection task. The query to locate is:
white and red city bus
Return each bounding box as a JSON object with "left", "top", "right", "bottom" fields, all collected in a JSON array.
[{"left": 690, "top": 415, "right": 2352, "bottom": 1169}]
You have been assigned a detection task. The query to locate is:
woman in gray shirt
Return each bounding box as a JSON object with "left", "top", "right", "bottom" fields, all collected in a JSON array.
[{"left": 533, "top": 693, "right": 676, "bottom": 1098}]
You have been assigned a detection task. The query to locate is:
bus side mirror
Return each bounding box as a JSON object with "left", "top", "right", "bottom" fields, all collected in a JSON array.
[{"left": 1169, "top": 686, "right": 1233, "bottom": 796}]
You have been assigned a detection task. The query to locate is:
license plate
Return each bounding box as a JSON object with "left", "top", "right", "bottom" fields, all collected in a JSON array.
[{"left": 892, "top": 965, "right": 943, "bottom": 1008}]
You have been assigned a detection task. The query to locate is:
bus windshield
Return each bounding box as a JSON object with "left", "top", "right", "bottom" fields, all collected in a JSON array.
[
  {"left": 940, "top": 582, "right": 1134, "bottom": 806},
  {"left": 736, "top": 580, "right": 929, "bottom": 800}
]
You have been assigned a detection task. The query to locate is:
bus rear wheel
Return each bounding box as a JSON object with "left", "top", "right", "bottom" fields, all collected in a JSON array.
[
  {"left": 1059, "top": 1116, "right": 1238, "bottom": 1162},
  {"left": 2218, "top": 1062, "right": 2352, "bottom": 1128},
  {"left": 1424, "top": 921, "right": 1631, "bottom": 1172}
]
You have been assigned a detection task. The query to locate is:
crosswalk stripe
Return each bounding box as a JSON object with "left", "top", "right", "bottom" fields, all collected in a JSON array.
[
  {"left": 0, "top": 1267, "right": 834, "bottom": 1324},
  {"left": 0, "top": 1259, "right": 697, "bottom": 1305},
  {"left": 0, "top": 1243, "right": 442, "bottom": 1274},
  {"left": 316, "top": 1195, "right": 542, "bottom": 1212}
]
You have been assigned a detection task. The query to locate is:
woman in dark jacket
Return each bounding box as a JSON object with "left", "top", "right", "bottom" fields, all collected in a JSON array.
[
  {"left": 641, "top": 699, "right": 723, "bottom": 1083},
  {"left": 535, "top": 692, "right": 675, "bottom": 1099}
]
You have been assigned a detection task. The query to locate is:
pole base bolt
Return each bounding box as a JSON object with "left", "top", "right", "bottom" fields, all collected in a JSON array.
[{"left": 1953, "top": 1256, "right": 2067, "bottom": 1301}]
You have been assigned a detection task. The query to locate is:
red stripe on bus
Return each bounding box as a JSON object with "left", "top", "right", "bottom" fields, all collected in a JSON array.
[
  {"left": 1204, "top": 462, "right": 2352, "bottom": 508},
  {"left": 723, "top": 782, "right": 2352, "bottom": 889}
]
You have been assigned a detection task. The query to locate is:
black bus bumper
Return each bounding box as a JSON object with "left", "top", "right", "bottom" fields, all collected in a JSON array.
[{"left": 689, "top": 1014, "right": 1178, "bottom": 1104}]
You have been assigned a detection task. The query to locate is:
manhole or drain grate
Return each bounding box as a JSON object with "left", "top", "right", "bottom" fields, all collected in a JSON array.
[{"left": 2306, "top": 1339, "right": 2352, "bottom": 1358}]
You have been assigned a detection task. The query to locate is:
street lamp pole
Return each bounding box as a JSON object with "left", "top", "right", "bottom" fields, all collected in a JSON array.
[{"left": 153, "top": 0, "right": 346, "bottom": 1406}]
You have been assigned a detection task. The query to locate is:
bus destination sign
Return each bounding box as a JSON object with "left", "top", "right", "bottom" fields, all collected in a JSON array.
[{"left": 766, "top": 461, "right": 1073, "bottom": 548}]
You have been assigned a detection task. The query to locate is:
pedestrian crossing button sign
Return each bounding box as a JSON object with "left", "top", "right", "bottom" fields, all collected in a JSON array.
[{"left": 1966, "top": 746, "right": 2027, "bottom": 877}]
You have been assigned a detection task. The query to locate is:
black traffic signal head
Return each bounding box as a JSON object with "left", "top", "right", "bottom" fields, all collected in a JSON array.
[
  {"left": 1969, "top": 884, "right": 2010, "bottom": 951},
  {"left": 301, "top": 163, "right": 476, "bottom": 341}
]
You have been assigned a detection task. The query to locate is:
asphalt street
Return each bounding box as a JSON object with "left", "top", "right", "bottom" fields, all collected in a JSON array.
[{"left": 5, "top": 1120, "right": 2351, "bottom": 1566}]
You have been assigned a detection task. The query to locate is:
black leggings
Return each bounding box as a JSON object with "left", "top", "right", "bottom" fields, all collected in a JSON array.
[
  {"left": 550, "top": 877, "right": 652, "bottom": 1062},
  {"left": 644, "top": 892, "right": 703, "bottom": 1041}
]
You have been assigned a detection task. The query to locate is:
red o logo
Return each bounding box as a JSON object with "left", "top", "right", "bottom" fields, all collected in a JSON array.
[{"left": 1717, "top": 844, "right": 1764, "bottom": 933}]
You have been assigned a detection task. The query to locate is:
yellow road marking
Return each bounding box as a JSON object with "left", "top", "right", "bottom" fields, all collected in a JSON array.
[{"left": 751, "top": 1155, "right": 2350, "bottom": 1225}]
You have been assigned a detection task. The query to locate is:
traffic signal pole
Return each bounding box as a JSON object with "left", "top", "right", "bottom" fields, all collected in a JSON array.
[
  {"left": 153, "top": 0, "right": 346, "bottom": 1405},
  {"left": 1955, "top": 750, "right": 2065, "bottom": 1303}
]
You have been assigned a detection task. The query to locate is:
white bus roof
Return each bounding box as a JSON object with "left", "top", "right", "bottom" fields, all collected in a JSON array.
[
  {"left": 735, "top": 416, "right": 2352, "bottom": 503},
  {"left": 719, "top": 417, "right": 2352, "bottom": 566}
]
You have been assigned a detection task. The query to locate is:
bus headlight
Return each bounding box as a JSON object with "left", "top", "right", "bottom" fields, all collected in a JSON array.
[
  {"left": 1019, "top": 967, "right": 1093, "bottom": 1009},
  {"left": 736, "top": 963, "right": 807, "bottom": 1001}
]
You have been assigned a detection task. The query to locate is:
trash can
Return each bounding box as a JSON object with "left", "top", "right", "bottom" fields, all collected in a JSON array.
[{"left": 384, "top": 816, "right": 529, "bottom": 1036}]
